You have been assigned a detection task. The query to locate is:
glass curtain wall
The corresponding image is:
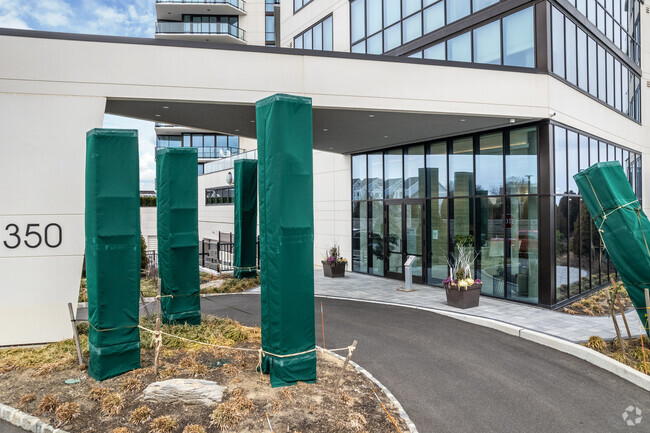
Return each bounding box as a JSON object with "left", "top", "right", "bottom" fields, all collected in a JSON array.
[
  {"left": 552, "top": 124, "right": 641, "bottom": 304},
  {"left": 351, "top": 124, "right": 539, "bottom": 304}
]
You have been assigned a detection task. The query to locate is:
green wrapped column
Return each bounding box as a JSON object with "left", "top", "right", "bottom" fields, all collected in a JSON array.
[
  {"left": 86, "top": 129, "right": 141, "bottom": 381},
  {"left": 156, "top": 148, "right": 201, "bottom": 325},
  {"left": 234, "top": 159, "right": 258, "bottom": 279},
  {"left": 574, "top": 161, "right": 649, "bottom": 336},
  {"left": 257, "top": 94, "right": 316, "bottom": 387}
]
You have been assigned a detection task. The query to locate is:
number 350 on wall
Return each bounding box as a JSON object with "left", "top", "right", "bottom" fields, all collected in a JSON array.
[{"left": 3, "top": 223, "right": 63, "bottom": 249}]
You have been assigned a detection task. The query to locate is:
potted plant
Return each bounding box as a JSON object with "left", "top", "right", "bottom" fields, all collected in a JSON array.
[
  {"left": 444, "top": 236, "right": 482, "bottom": 308},
  {"left": 322, "top": 245, "right": 347, "bottom": 278}
]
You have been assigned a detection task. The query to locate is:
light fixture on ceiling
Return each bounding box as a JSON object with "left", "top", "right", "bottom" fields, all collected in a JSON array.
[
  {"left": 155, "top": 114, "right": 161, "bottom": 117},
  {"left": 235, "top": 129, "right": 240, "bottom": 132},
  {"left": 369, "top": 114, "right": 375, "bottom": 118},
  {"left": 323, "top": 128, "right": 328, "bottom": 132},
  {"left": 250, "top": 120, "right": 255, "bottom": 123},
  {"left": 509, "top": 118, "right": 516, "bottom": 123},
  {"left": 329, "top": 147, "right": 333, "bottom": 150},
  {"left": 163, "top": 106, "right": 169, "bottom": 109},
  {"left": 384, "top": 135, "right": 388, "bottom": 138},
  {"left": 460, "top": 118, "right": 466, "bottom": 122},
  {"left": 226, "top": 171, "right": 233, "bottom": 185}
]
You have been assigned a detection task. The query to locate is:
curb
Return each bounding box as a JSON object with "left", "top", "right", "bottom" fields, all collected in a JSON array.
[
  {"left": 316, "top": 294, "right": 650, "bottom": 393},
  {"left": 0, "top": 403, "right": 68, "bottom": 433},
  {"left": 323, "top": 348, "right": 419, "bottom": 433}
]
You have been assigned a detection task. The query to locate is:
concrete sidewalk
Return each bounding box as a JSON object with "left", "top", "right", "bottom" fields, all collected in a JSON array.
[{"left": 250, "top": 270, "right": 645, "bottom": 343}]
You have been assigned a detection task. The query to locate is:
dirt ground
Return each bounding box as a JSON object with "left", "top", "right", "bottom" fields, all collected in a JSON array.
[
  {"left": 0, "top": 328, "right": 407, "bottom": 433},
  {"left": 561, "top": 283, "right": 634, "bottom": 316}
]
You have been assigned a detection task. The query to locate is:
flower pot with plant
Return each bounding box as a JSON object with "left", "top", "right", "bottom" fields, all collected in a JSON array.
[
  {"left": 444, "top": 236, "right": 482, "bottom": 309},
  {"left": 322, "top": 245, "right": 347, "bottom": 278}
]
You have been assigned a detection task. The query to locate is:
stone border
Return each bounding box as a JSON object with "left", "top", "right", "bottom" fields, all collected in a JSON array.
[
  {"left": 0, "top": 403, "right": 68, "bottom": 433},
  {"left": 317, "top": 295, "right": 650, "bottom": 393},
  {"left": 323, "top": 347, "right": 419, "bottom": 433}
]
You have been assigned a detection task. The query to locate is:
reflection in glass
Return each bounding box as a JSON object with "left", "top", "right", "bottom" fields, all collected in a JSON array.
[
  {"left": 428, "top": 198, "right": 448, "bottom": 284},
  {"left": 447, "top": 0, "right": 470, "bottom": 23},
  {"left": 503, "top": 6, "right": 534, "bottom": 67},
  {"left": 424, "top": 42, "right": 445, "bottom": 60},
  {"left": 473, "top": 0, "right": 498, "bottom": 12},
  {"left": 368, "top": 152, "right": 383, "bottom": 199},
  {"left": 352, "top": 155, "right": 367, "bottom": 200},
  {"left": 450, "top": 137, "right": 474, "bottom": 196},
  {"left": 367, "top": 0, "right": 382, "bottom": 36},
  {"left": 567, "top": 131, "right": 579, "bottom": 194},
  {"left": 447, "top": 32, "right": 471, "bottom": 62},
  {"left": 403, "top": 13, "right": 422, "bottom": 43},
  {"left": 405, "top": 145, "right": 425, "bottom": 198},
  {"left": 507, "top": 127, "right": 537, "bottom": 195},
  {"left": 507, "top": 196, "right": 539, "bottom": 303},
  {"left": 369, "top": 201, "right": 385, "bottom": 276},
  {"left": 387, "top": 204, "right": 403, "bottom": 274},
  {"left": 385, "top": 149, "right": 403, "bottom": 199},
  {"left": 384, "top": 23, "right": 401, "bottom": 52},
  {"left": 477, "top": 197, "right": 504, "bottom": 296},
  {"left": 555, "top": 126, "right": 567, "bottom": 194},
  {"left": 384, "top": 0, "right": 400, "bottom": 27},
  {"left": 450, "top": 198, "right": 474, "bottom": 278},
  {"left": 352, "top": 202, "right": 368, "bottom": 273},
  {"left": 406, "top": 204, "right": 423, "bottom": 277},
  {"left": 552, "top": 7, "right": 565, "bottom": 77},
  {"left": 424, "top": 2, "right": 444, "bottom": 34},
  {"left": 473, "top": 20, "right": 501, "bottom": 65},
  {"left": 568, "top": 196, "right": 581, "bottom": 296},
  {"left": 577, "top": 29, "right": 587, "bottom": 90},
  {"left": 565, "top": 19, "right": 577, "bottom": 85},
  {"left": 556, "top": 196, "right": 568, "bottom": 302},
  {"left": 351, "top": 0, "right": 365, "bottom": 42},
  {"left": 476, "top": 132, "right": 503, "bottom": 195},
  {"left": 427, "top": 141, "right": 447, "bottom": 197}
]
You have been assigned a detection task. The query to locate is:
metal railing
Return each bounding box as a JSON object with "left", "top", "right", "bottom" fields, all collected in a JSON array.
[
  {"left": 199, "top": 233, "right": 260, "bottom": 272},
  {"left": 155, "top": 21, "right": 246, "bottom": 41},
  {"left": 196, "top": 147, "right": 247, "bottom": 159},
  {"left": 156, "top": 0, "right": 246, "bottom": 12},
  {"left": 145, "top": 250, "right": 158, "bottom": 268}
]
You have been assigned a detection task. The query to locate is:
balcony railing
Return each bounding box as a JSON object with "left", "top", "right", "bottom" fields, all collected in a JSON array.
[
  {"left": 156, "top": 0, "right": 246, "bottom": 12},
  {"left": 156, "top": 145, "right": 247, "bottom": 160},
  {"left": 155, "top": 21, "right": 246, "bottom": 41}
]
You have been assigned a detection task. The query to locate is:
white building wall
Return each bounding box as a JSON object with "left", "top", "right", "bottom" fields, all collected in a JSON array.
[
  {"left": 280, "top": 0, "right": 349, "bottom": 50},
  {"left": 140, "top": 207, "right": 158, "bottom": 252},
  {"left": 241, "top": 0, "right": 268, "bottom": 46}
]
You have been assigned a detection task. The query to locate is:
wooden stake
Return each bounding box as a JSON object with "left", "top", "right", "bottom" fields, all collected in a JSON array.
[
  {"left": 640, "top": 327, "right": 648, "bottom": 375},
  {"left": 67, "top": 303, "right": 84, "bottom": 367},
  {"left": 336, "top": 340, "right": 357, "bottom": 389},
  {"left": 616, "top": 294, "right": 633, "bottom": 342},
  {"left": 154, "top": 277, "right": 162, "bottom": 377},
  {"left": 605, "top": 286, "right": 625, "bottom": 353},
  {"left": 645, "top": 288, "right": 650, "bottom": 335},
  {"left": 320, "top": 302, "right": 326, "bottom": 350}
]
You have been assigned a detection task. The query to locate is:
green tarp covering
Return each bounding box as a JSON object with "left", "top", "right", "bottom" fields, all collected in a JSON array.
[
  {"left": 257, "top": 94, "right": 317, "bottom": 387},
  {"left": 234, "top": 159, "right": 258, "bottom": 279},
  {"left": 574, "top": 161, "right": 649, "bottom": 336},
  {"left": 85, "top": 129, "right": 141, "bottom": 381},
  {"left": 156, "top": 148, "right": 201, "bottom": 325}
]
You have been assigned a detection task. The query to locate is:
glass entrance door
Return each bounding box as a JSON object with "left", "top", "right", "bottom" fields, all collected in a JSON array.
[{"left": 384, "top": 200, "right": 426, "bottom": 282}]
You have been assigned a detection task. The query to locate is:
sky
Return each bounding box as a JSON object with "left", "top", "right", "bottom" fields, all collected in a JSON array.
[{"left": 0, "top": 0, "right": 159, "bottom": 189}]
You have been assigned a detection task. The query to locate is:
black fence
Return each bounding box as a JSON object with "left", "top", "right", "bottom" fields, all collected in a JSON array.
[
  {"left": 145, "top": 250, "right": 158, "bottom": 268},
  {"left": 199, "top": 232, "right": 260, "bottom": 272}
]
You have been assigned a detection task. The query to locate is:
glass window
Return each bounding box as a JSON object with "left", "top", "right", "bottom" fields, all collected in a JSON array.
[
  {"left": 217, "top": 135, "right": 228, "bottom": 147},
  {"left": 229, "top": 136, "right": 239, "bottom": 148},
  {"left": 555, "top": 126, "right": 567, "bottom": 195},
  {"left": 622, "top": 66, "right": 629, "bottom": 115},
  {"left": 552, "top": 7, "right": 565, "bottom": 77},
  {"left": 589, "top": 137, "right": 598, "bottom": 166},
  {"left": 183, "top": 134, "right": 191, "bottom": 147},
  {"left": 597, "top": 45, "right": 605, "bottom": 101},
  {"left": 614, "top": 59, "right": 621, "bottom": 111},
  {"left": 409, "top": 51, "right": 424, "bottom": 58},
  {"left": 508, "top": 196, "right": 539, "bottom": 303},
  {"left": 384, "top": 0, "right": 401, "bottom": 27},
  {"left": 447, "top": 32, "right": 471, "bottom": 63},
  {"left": 504, "top": 6, "right": 535, "bottom": 67},
  {"left": 427, "top": 141, "right": 447, "bottom": 197},
  {"left": 423, "top": 2, "right": 444, "bottom": 34},
  {"left": 266, "top": 16, "right": 275, "bottom": 42},
  {"left": 313, "top": 22, "right": 323, "bottom": 50},
  {"left": 352, "top": 201, "right": 368, "bottom": 273},
  {"left": 450, "top": 137, "right": 474, "bottom": 196},
  {"left": 473, "top": 20, "right": 501, "bottom": 65},
  {"left": 384, "top": 23, "right": 401, "bottom": 52},
  {"left": 352, "top": 154, "right": 367, "bottom": 200},
  {"left": 351, "top": 41, "right": 366, "bottom": 53},
  {"left": 606, "top": 52, "right": 614, "bottom": 105},
  {"left": 203, "top": 135, "right": 215, "bottom": 148},
  {"left": 599, "top": 141, "right": 607, "bottom": 162},
  {"left": 385, "top": 149, "right": 403, "bottom": 199},
  {"left": 367, "top": 32, "right": 383, "bottom": 54},
  {"left": 368, "top": 152, "right": 383, "bottom": 199},
  {"left": 403, "top": 0, "right": 421, "bottom": 17},
  {"left": 473, "top": 0, "right": 498, "bottom": 12},
  {"left": 323, "top": 16, "right": 333, "bottom": 50},
  {"left": 428, "top": 198, "right": 448, "bottom": 284},
  {"left": 476, "top": 132, "right": 503, "bottom": 195},
  {"left": 577, "top": 29, "right": 587, "bottom": 91},
  {"left": 403, "top": 12, "right": 422, "bottom": 43},
  {"left": 350, "top": 0, "right": 365, "bottom": 43},
  {"left": 579, "top": 135, "right": 589, "bottom": 171},
  {"left": 369, "top": 201, "right": 384, "bottom": 276},
  {"left": 447, "top": 0, "right": 471, "bottom": 23},
  {"left": 367, "top": 0, "right": 382, "bottom": 35},
  {"left": 555, "top": 195, "right": 569, "bottom": 302},
  {"left": 192, "top": 134, "right": 203, "bottom": 147},
  {"left": 294, "top": 34, "right": 303, "bottom": 49},
  {"left": 405, "top": 145, "right": 425, "bottom": 198},
  {"left": 424, "top": 42, "right": 445, "bottom": 59},
  {"left": 303, "top": 28, "right": 312, "bottom": 49},
  {"left": 507, "top": 127, "right": 538, "bottom": 195},
  {"left": 477, "top": 196, "right": 504, "bottom": 297},
  {"left": 565, "top": 19, "right": 577, "bottom": 85},
  {"left": 567, "top": 131, "right": 579, "bottom": 194},
  {"left": 450, "top": 198, "right": 474, "bottom": 277},
  {"left": 587, "top": 37, "right": 597, "bottom": 96},
  {"left": 577, "top": 0, "right": 587, "bottom": 15}
]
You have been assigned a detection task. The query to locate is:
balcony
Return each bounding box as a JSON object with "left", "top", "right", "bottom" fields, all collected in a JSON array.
[
  {"left": 156, "top": 0, "right": 246, "bottom": 20},
  {"left": 155, "top": 21, "right": 246, "bottom": 44},
  {"left": 156, "top": 144, "right": 248, "bottom": 161}
]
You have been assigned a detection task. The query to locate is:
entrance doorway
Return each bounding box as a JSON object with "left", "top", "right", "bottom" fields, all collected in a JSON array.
[{"left": 384, "top": 200, "right": 426, "bottom": 282}]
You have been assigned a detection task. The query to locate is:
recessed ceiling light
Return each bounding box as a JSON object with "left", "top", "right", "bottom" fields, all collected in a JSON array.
[
  {"left": 163, "top": 106, "right": 169, "bottom": 109},
  {"left": 155, "top": 114, "right": 161, "bottom": 117},
  {"left": 460, "top": 119, "right": 466, "bottom": 122},
  {"left": 384, "top": 135, "right": 388, "bottom": 138},
  {"left": 323, "top": 128, "right": 328, "bottom": 132},
  {"left": 369, "top": 114, "right": 375, "bottom": 118},
  {"left": 329, "top": 147, "right": 333, "bottom": 150},
  {"left": 235, "top": 129, "right": 240, "bottom": 132},
  {"left": 250, "top": 120, "right": 255, "bottom": 123},
  {"left": 509, "top": 118, "right": 516, "bottom": 123}
]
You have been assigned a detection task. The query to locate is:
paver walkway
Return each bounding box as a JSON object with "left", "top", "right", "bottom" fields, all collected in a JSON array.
[{"left": 249, "top": 270, "right": 645, "bottom": 342}]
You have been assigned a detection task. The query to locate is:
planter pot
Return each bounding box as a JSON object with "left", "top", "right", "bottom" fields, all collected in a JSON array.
[
  {"left": 444, "top": 283, "right": 482, "bottom": 309},
  {"left": 322, "top": 261, "right": 346, "bottom": 278}
]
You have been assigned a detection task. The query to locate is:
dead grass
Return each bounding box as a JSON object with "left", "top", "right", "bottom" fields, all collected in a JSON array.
[
  {"left": 18, "top": 393, "right": 36, "bottom": 407},
  {"left": 37, "top": 394, "right": 59, "bottom": 413},
  {"left": 0, "top": 337, "right": 87, "bottom": 374},
  {"left": 88, "top": 386, "right": 110, "bottom": 402},
  {"left": 129, "top": 405, "right": 153, "bottom": 424},
  {"left": 111, "top": 428, "right": 131, "bottom": 433},
  {"left": 209, "top": 390, "right": 254, "bottom": 430},
  {"left": 562, "top": 283, "right": 633, "bottom": 316},
  {"left": 201, "top": 275, "right": 260, "bottom": 294},
  {"left": 182, "top": 425, "right": 207, "bottom": 433},
  {"left": 101, "top": 393, "right": 125, "bottom": 416},
  {"left": 149, "top": 415, "right": 179, "bottom": 433},
  {"left": 120, "top": 376, "right": 143, "bottom": 393},
  {"left": 55, "top": 401, "right": 80, "bottom": 426},
  {"left": 583, "top": 335, "right": 650, "bottom": 374}
]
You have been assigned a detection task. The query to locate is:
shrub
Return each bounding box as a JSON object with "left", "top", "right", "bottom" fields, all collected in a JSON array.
[
  {"left": 55, "top": 402, "right": 80, "bottom": 426},
  {"left": 120, "top": 376, "right": 143, "bottom": 393},
  {"left": 140, "top": 196, "right": 157, "bottom": 207},
  {"left": 38, "top": 394, "right": 59, "bottom": 413},
  {"left": 101, "top": 393, "right": 125, "bottom": 416},
  {"left": 112, "top": 428, "right": 131, "bottom": 433},
  {"left": 150, "top": 416, "right": 179, "bottom": 433},
  {"left": 141, "top": 234, "right": 149, "bottom": 270},
  {"left": 585, "top": 336, "right": 606, "bottom": 352},
  {"left": 18, "top": 393, "right": 36, "bottom": 407},
  {"left": 183, "top": 425, "right": 207, "bottom": 433},
  {"left": 88, "top": 386, "right": 110, "bottom": 402},
  {"left": 129, "top": 405, "right": 153, "bottom": 424}
]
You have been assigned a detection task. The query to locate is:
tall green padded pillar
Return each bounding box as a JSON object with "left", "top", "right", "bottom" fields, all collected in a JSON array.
[
  {"left": 574, "top": 162, "right": 649, "bottom": 336},
  {"left": 86, "top": 128, "right": 141, "bottom": 381},
  {"left": 234, "top": 159, "right": 258, "bottom": 279},
  {"left": 156, "top": 147, "right": 201, "bottom": 325},
  {"left": 257, "top": 94, "right": 317, "bottom": 387}
]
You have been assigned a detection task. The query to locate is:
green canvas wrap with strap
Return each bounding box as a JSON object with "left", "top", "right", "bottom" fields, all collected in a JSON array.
[
  {"left": 257, "top": 94, "right": 317, "bottom": 387},
  {"left": 85, "top": 129, "right": 141, "bottom": 381},
  {"left": 574, "top": 161, "right": 649, "bottom": 336},
  {"left": 234, "top": 159, "right": 258, "bottom": 279},
  {"left": 156, "top": 148, "right": 201, "bottom": 325}
]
